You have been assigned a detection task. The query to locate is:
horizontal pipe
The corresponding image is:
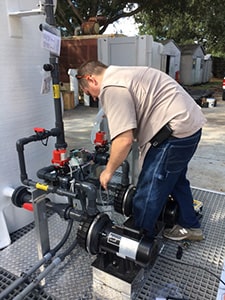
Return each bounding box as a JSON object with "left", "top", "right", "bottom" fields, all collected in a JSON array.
[
  {"left": 13, "top": 180, "right": 98, "bottom": 217},
  {"left": 45, "top": 202, "right": 83, "bottom": 221}
]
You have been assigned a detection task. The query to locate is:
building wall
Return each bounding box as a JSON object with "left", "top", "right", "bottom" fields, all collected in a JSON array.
[{"left": 0, "top": 0, "right": 55, "bottom": 248}]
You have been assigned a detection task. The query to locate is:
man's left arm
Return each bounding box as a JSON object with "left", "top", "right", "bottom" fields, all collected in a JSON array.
[{"left": 99, "top": 129, "right": 134, "bottom": 190}]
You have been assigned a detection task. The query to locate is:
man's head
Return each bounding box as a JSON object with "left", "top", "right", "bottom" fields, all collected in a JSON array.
[{"left": 76, "top": 60, "right": 108, "bottom": 100}]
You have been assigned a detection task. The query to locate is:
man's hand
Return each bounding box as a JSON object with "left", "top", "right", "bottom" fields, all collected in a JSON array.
[
  {"left": 99, "top": 169, "right": 113, "bottom": 190},
  {"left": 99, "top": 130, "right": 133, "bottom": 190}
]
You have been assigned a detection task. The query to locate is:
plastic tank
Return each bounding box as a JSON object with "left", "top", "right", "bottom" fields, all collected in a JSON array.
[{"left": 0, "top": 0, "right": 57, "bottom": 248}]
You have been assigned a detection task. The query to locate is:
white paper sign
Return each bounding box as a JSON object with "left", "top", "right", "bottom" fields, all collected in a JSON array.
[{"left": 41, "top": 29, "right": 61, "bottom": 56}]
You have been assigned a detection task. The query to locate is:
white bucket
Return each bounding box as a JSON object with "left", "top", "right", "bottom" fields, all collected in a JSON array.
[{"left": 206, "top": 98, "right": 215, "bottom": 108}]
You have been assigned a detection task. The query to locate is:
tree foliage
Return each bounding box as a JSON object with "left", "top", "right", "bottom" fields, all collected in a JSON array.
[
  {"left": 55, "top": 0, "right": 225, "bottom": 55},
  {"left": 55, "top": 0, "right": 149, "bottom": 36},
  {"left": 135, "top": 0, "right": 225, "bottom": 55}
]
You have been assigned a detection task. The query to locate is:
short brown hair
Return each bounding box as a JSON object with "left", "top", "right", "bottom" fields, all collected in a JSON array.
[{"left": 76, "top": 60, "right": 108, "bottom": 88}]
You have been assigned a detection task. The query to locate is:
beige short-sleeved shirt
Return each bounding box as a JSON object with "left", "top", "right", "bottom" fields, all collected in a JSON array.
[{"left": 99, "top": 66, "right": 206, "bottom": 150}]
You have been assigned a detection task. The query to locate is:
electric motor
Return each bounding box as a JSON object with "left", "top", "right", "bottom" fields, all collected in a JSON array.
[{"left": 77, "top": 213, "right": 158, "bottom": 267}]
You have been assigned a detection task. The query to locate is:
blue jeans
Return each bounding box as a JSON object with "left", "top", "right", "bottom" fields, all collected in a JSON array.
[{"left": 133, "top": 129, "right": 202, "bottom": 238}]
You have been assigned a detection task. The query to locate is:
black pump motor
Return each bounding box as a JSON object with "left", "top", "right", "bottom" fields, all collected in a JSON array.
[
  {"left": 113, "top": 184, "right": 179, "bottom": 228},
  {"left": 77, "top": 212, "right": 158, "bottom": 268}
]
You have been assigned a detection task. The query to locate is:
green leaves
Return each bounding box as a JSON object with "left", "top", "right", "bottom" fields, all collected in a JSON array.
[
  {"left": 135, "top": 0, "right": 225, "bottom": 55},
  {"left": 55, "top": 0, "right": 225, "bottom": 55},
  {"left": 55, "top": 0, "right": 143, "bottom": 36}
]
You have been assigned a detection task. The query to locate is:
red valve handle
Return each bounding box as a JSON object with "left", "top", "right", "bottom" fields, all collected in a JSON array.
[
  {"left": 22, "top": 203, "right": 33, "bottom": 212},
  {"left": 34, "top": 127, "right": 45, "bottom": 133}
]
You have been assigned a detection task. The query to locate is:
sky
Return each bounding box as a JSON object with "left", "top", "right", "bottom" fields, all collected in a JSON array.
[{"left": 104, "top": 16, "right": 139, "bottom": 36}]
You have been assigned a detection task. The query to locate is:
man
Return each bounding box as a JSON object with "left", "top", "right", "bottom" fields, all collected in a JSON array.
[{"left": 76, "top": 60, "right": 206, "bottom": 241}]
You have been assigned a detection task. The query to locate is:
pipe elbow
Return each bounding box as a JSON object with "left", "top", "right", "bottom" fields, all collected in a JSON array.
[{"left": 75, "top": 182, "right": 98, "bottom": 215}]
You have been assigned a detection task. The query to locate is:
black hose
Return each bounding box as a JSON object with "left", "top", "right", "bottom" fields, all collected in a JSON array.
[
  {"left": 13, "top": 257, "right": 62, "bottom": 300},
  {"left": 0, "top": 254, "right": 51, "bottom": 299},
  {"left": 58, "top": 237, "right": 78, "bottom": 261},
  {"left": 50, "top": 219, "right": 73, "bottom": 256},
  {"left": 0, "top": 217, "right": 73, "bottom": 299},
  {"left": 13, "top": 238, "right": 78, "bottom": 300}
]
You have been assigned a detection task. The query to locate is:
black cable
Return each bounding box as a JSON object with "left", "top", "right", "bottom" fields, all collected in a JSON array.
[
  {"left": 50, "top": 219, "right": 73, "bottom": 256},
  {"left": 13, "top": 237, "right": 78, "bottom": 300},
  {"left": 53, "top": 197, "right": 78, "bottom": 260},
  {"left": 158, "top": 253, "right": 225, "bottom": 286},
  {"left": 0, "top": 219, "right": 73, "bottom": 299},
  {"left": 58, "top": 237, "right": 78, "bottom": 261},
  {"left": 41, "top": 137, "right": 49, "bottom": 146}
]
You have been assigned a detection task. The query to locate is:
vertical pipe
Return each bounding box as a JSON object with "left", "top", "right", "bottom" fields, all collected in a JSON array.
[{"left": 45, "top": 0, "right": 67, "bottom": 149}]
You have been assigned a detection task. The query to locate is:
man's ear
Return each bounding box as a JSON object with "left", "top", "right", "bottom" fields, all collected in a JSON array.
[{"left": 89, "top": 75, "right": 98, "bottom": 86}]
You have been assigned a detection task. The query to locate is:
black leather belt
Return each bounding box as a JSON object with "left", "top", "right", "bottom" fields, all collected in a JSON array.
[{"left": 150, "top": 124, "right": 173, "bottom": 147}]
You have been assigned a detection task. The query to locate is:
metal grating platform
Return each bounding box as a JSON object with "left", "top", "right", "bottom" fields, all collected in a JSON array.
[
  {"left": 1, "top": 188, "right": 225, "bottom": 299},
  {"left": 0, "top": 267, "right": 54, "bottom": 299}
]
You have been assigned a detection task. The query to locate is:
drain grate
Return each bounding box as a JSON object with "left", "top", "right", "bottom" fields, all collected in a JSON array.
[
  {"left": 10, "top": 222, "right": 35, "bottom": 243},
  {"left": 0, "top": 267, "right": 55, "bottom": 299}
]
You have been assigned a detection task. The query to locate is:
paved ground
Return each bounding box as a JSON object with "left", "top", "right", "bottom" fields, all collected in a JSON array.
[
  {"left": 63, "top": 96, "right": 225, "bottom": 193},
  {"left": 188, "top": 97, "right": 225, "bottom": 192}
]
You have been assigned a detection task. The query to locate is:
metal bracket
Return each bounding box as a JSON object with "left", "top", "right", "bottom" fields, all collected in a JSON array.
[
  {"left": 32, "top": 189, "right": 50, "bottom": 259},
  {"left": 32, "top": 189, "right": 50, "bottom": 286}
]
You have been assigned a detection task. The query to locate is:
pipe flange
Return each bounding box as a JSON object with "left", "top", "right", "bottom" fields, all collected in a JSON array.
[
  {"left": 114, "top": 184, "right": 136, "bottom": 217},
  {"left": 77, "top": 213, "right": 111, "bottom": 255},
  {"left": 11, "top": 186, "right": 31, "bottom": 208},
  {"left": 77, "top": 215, "right": 94, "bottom": 250}
]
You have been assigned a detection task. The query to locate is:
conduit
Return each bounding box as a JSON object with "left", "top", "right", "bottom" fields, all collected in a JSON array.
[
  {"left": 0, "top": 218, "right": 73, "bottom": 299},
  {"left": 13, "top": 237, "right": 78, "bottom": 300}
]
